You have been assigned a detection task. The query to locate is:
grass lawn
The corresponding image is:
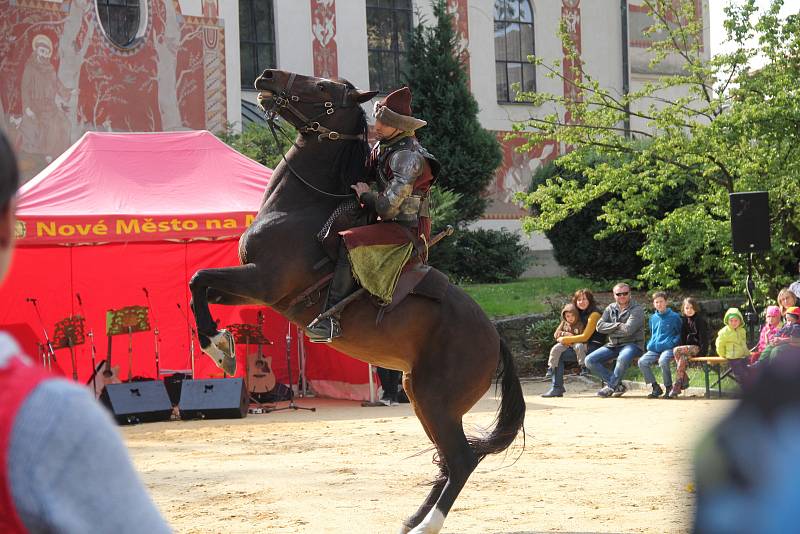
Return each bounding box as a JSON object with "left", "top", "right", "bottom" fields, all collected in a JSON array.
[{"left": 460, "top": 276, "right": 596, "bottom": 317}]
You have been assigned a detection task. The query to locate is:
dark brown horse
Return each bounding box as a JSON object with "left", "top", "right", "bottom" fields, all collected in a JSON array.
[{"left": 189, "top": 69, "right": 525, "bottom": 534}]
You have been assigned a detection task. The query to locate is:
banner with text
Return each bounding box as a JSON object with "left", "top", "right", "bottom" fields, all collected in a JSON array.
[{"left": 15, "top": 213, "right": 258, "bottom": 245}]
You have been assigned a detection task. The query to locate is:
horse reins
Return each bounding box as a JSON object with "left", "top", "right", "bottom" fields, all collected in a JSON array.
[{"left": 261, "top": 73, "right": 366, "bottom": 199}]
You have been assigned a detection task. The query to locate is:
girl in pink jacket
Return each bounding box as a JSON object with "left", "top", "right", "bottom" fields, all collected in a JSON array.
[{"left": 749, "top": 305, "right": 782, "bottom": 364}]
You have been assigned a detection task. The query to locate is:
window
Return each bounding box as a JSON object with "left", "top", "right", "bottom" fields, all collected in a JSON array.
[
  {"left": 240, "top": 0, "right": 276, "bottom": 89},
  {"left": 97, "top": 0, "right": 141, "bottom": 48},
  {"left": 494, "top": 0, "right": 535, "bottom": 102},
  {"left": 366, "top": 0, "right": 413, "bottom": 94}
]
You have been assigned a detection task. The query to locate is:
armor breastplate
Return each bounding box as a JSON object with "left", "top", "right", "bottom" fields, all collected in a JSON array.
[{"left": 371, "top": 137, "right": 438, "bottom": 226}]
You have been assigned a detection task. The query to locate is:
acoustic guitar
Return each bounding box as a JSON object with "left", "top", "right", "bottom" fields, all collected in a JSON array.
[
  {"left": 93, "top": 335, "right": 121, "bottom": 397},
  {"left": 247, "top": 311, "right": 276, "bottom": 394}
]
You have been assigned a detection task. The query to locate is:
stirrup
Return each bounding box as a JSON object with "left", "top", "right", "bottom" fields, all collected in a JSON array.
[{"left": 306, "top": 317, "right": 341, "bottom": 343}]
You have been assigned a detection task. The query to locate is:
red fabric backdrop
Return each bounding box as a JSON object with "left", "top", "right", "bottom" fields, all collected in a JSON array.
[{"left": 0, "top": 240, "right": 370, "bottom": 394}]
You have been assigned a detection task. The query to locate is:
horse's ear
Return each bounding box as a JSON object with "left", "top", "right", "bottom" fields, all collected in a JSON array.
[{"left": 350, "top": 89, "right": 379, "bottom": 104}]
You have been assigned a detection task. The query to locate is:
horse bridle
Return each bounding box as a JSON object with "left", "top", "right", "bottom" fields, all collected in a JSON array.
[
  {"left": 263, "top": 73, "right": 366, "bottom": 143},
  {"left": 261, "top": 73, "right": 366, "bottom": 198}
]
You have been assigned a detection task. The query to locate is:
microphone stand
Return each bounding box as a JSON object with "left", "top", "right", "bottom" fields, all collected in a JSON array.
[
  {"left": 270, "top": 322, "right": 315, "bottom": 413},
  {"left": 143, "top": 288, "right": 160, "bottom": 378},
  {"left": 176, "top": 303, "right": 196, "bottom": 378},
  {"left": 28, "top": 298, "right": 57, "bottom": 371},
  {"left": 76, "top": 293, "right": 98, "bottom": 394}
]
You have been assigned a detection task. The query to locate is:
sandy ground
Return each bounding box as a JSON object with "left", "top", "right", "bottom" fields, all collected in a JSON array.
[{"left": 124, "top": 377, "right": 734, "bottom": 534}]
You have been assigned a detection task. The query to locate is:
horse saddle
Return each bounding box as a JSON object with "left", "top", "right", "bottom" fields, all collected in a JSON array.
[{"left": 376, "top": 264, "right": 449, "bottom": 321}]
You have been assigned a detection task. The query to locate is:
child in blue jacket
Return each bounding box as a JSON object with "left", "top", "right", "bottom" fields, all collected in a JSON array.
[{"left": 638, "top": 291, "right": 682, "bottom": 398}]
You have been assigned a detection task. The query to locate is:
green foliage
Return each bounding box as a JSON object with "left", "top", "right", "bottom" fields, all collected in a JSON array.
[
  {"left": 527, "top": 148, "right": 709, "bottom": 284},
  {"left": 216, "top": 122, "right": 295, "bottom": 169},
  {"left": 528, "top": 154, "right": 644, "bottom": 280},
  {"left": 428, "top": 186, "right": 462, "bottom": 234},
  {"left": 513, "top": 0, "right": 800, "bottom": 302},
  {"left": 525, "top": 317, "right": 561, "bottom": 356},
  {"left": 461, "top": 276, "right": 596, "bottom": 317},
  {"left": 429, "top": 227, "right": 530, "bottom": 284},
  {"left": 405, "top": 0, "right": 502, "bottom": 223}
]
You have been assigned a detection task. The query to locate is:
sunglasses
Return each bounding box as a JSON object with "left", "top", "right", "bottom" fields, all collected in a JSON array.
[{"left": 614, "top": 291, "right": 630, "bottom": 297}]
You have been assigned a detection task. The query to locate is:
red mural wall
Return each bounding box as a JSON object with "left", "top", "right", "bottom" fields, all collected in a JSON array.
[
  {"left": 0, "top": 0, "right": 226, "bottom": 182},
  {"left": 311, "top": 0, "right": 337, "bottom": 79},
  {"left": 561, "top": 0, "right": 582, "bottom": 127},
  {"left": 447, "top": 0, "right": 470, "bottom": 81},
  {"left": 486, "top": 134, "right": 559, "bottom": 219}
]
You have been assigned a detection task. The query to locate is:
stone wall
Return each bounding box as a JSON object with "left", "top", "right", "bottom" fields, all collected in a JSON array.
[{"left": 492, "top": 297, "right": 744, "bottom": 376}]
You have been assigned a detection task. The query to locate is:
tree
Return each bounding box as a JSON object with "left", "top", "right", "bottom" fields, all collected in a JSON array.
[
  {"left": 514, "top": 0, "right": 800, "bottom": 297},
  {"left": 405, "top": 0, "right": 502, "bottom": 223},
  {"left": 217, "top": 122, "right": 295, "bottom": 169}
]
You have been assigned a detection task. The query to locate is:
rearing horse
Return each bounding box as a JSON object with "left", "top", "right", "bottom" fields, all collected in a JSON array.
[{"left": 189, "top": 70, "right": 525, "bottom": 534}]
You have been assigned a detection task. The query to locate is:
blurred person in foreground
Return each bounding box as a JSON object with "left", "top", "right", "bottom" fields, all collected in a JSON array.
[
  {"left": 0, "top": 131, "right": 172, "bottom": 533},
  {"left": 694, "top": 341, "right": 800, "bottom": 533}
]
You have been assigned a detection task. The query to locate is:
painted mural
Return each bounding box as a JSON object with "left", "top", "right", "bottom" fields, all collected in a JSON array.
[
  {"left": 311, "top": 0, "right": 337, "bottom": 79},
  {"left": 447, "top": 0, "right": 470, "bottom": 76},
  {"left": 486, "top": 134, "right": 558, "bottom": 219},
  {"left": 0, "top": 0, "right": 226, "bottom": 182},
  {"left": 561, "top": 0, "right": 582, "bottom": 129}
]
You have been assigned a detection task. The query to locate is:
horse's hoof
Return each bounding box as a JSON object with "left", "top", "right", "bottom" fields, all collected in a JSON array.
[
  {"left": 203, "top": 330, "right": 237, "bottom": 375},
  {"left": 407, "top": 509, "right": 445, "bottom": 534}
]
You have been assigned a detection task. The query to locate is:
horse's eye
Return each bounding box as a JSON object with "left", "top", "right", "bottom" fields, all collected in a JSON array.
[{"left": 317, "top": 83, "right": 326, "bottom": 91}]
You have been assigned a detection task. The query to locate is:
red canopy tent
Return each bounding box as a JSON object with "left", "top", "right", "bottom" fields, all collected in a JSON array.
[{"left": 0, "top": 130, "right": 372, "bottom": 399}]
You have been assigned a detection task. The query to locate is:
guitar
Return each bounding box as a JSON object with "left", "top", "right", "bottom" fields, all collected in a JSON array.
[
  {"left": 93, "top": 334, "right": 121, "bottom": 397},
  {"left": 247, "top": 311, "right": 276, "bottom": 394}
]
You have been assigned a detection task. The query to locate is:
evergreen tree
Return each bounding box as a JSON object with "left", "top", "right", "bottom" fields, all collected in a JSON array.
[{"left": 405, "top": 0, "right": 502, "bottom": 223}]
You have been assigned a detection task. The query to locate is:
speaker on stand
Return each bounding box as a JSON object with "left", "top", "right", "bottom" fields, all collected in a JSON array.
[{"left": 729, "top": 191, "right": 771, "bottom": 345}]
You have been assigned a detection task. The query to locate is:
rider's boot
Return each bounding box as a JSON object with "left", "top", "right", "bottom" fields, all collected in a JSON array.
[{"left": 306, "top": 248, "right": 357, "bottom": 343}]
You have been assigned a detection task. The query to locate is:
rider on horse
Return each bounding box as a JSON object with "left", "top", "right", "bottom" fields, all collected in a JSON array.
[{"left": 306, "top": 86, "right": 440, "bottom": 343}]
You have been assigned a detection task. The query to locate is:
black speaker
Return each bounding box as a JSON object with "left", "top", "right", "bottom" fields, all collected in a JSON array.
[
  {"left": 730, "top": 191, "right": 771, "bottom": 253},
  {"left": 100, "top": 381, "right": 173, "bottom": 425},
  {"left": 179, "top": 378, "right": 248, "bottom": 420}
]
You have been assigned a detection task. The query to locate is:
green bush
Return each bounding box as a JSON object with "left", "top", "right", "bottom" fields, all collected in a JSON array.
[
  {"left": 429, "top": 227, "right": 531, "bottom": 283},
  {"left": 525, "top": 316, "right": 560, "bottom": 357},
  {"left": 526, "top": 150, "right": 699, "bottom": 285}
]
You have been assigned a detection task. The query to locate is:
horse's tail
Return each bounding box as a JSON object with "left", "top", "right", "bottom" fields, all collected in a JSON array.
[{"left": 468, "top": 337, "right": 526, "bottom": 464}]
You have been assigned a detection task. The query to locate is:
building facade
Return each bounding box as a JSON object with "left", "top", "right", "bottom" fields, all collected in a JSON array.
[{"left": 0, "top": 0, "right": 709, "bottom": 271}]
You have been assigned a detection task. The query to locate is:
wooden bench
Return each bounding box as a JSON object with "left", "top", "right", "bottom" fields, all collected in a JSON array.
[{"left": 688, "top": 357, "right": 730, "bottom": 398}]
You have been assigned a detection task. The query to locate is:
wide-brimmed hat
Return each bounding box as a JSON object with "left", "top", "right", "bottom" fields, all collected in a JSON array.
[{"left": 373, "top": 87, "right": 426, "bottom": 131}]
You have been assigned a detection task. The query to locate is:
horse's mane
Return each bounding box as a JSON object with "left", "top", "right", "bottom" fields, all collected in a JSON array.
[{"left": 330, "top": 79, "right": 370, "bottom": 194}]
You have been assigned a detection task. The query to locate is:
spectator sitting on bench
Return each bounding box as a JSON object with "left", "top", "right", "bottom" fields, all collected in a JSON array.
[
  {"left": 757, "top": 306, "right": 800, "bottom": 363},
  {"left": 585, "top": 282, "right": 645, "bottom": 398},
  {"left": 777, "top": 287, "right": 798, "bottom": 316},
  {"left": 670, "top": 297, "right": 709, "bottom": 398},
  {"left": 749, "top": 305, "right": 782, "bottom": 364},
  {"left": 541, "top": 289, "right": 605, "bottom": 398},
  {"left": 715, "top": 307, "right": 751, "bottom": 385},
  {"left": 544, "top": 303, "right": 585, "bottom": 381},
  {"left": 638, "top": 291, "right": 682, "bottom": 399}
]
